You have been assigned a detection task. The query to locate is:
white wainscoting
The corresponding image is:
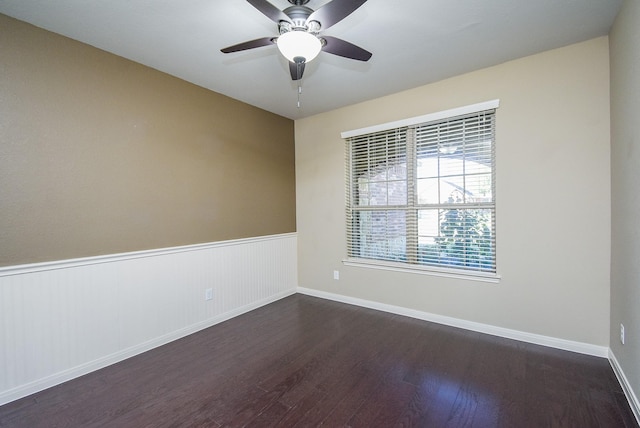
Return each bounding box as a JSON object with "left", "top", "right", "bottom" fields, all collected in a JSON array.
[{"left": 0, "top": 233, "right": 297, "bottom": 406}]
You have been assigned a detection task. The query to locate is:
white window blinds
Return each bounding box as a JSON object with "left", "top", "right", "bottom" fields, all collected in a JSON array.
[{"left": 345, "top": 106, "right": 496, "bottom": 275}]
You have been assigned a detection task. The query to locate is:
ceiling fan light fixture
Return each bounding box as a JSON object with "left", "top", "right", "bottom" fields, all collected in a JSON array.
[{"left": 277, "top": 30, "right": 322, "bottom": 63}]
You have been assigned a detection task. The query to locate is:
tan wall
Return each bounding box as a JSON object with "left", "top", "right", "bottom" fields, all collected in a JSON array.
[
  {"left": 610, "top": 0, "right": 640, "bottom": 404},
  {"left": 0, "top": 14, "right": 296, "bottom": 267},
  {"left": 295, "top": 37, "right": 611, "bottom": 346}
]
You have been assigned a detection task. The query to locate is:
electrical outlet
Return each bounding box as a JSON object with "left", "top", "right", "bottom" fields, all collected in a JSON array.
[
  {"left": 620, "top": 323, "right": 625, "bottom": 345},
  {"left": 333, "top": 270, "right": 340, "bottom": 280},
  {"left": 205, "top": 288, "right": 213, "bottom": 301}
]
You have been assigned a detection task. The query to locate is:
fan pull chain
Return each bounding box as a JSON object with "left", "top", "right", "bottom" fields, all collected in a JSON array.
[{"left": 297, "top": 84, "right": 302, "bottom": 109}]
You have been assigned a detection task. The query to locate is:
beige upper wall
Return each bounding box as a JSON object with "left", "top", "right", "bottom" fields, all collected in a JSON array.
[
  {"left": 610, "top": 0, "right": 640, "bottom": 404},
  {"left": 0, "top": 14, "right": 296, "bottom": 267},
  {"left": 296, "top": 37, "right": 611, "bottom": 346}
]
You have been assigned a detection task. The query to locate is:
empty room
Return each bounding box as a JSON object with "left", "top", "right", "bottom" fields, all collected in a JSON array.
[{"left": 0, "top": 0, "right": 638, "bottom": 426}]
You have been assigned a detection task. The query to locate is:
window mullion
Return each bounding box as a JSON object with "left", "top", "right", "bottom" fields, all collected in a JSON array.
[{"left": 406, "top": 127, "right": 417, "bottom": 263}]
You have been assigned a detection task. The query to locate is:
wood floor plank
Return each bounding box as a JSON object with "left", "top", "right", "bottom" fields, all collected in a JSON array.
[
  {"left": 0, "top": 294, "right": 637, "bottom": 428},
  {"left": 274, "top": 390, "right": 325, "bottom": 427},
  {"left": 286, "top": 364, "right": 373, "bottom": 426},
  {"left": 265, "top": 307, "right": 397, "bottom": 408}
]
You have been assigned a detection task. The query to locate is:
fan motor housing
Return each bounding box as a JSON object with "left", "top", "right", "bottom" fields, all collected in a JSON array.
[{"left": 283, "top": 5, "right": 313, "bottom": 28}]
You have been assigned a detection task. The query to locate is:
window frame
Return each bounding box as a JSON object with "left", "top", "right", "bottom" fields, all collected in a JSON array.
[{"left": 342, "top": 100, "right": 501, "bottom": 283}]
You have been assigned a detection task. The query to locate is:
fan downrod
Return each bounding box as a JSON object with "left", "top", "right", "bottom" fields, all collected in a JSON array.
[{"left": 288, "top": 0, "right": 311, "bottom": 5}]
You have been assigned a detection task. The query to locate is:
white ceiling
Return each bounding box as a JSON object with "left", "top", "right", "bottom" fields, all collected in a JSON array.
[{"left": 0, "top": 0, "right": 622, "bottom": 120}]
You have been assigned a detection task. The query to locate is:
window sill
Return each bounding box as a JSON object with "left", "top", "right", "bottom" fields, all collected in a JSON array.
[{"left": 342, "top": 258, "right": 501, "bottom": 284}]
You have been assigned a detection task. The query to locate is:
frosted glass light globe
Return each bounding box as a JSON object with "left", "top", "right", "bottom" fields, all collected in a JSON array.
[{"left": 277, "top": 31, "right": 322, "bottom": 63}]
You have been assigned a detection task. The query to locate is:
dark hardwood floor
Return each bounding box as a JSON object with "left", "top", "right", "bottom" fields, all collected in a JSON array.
[{"left": 1, "top": 294, "right": 637, "bottom": 427}]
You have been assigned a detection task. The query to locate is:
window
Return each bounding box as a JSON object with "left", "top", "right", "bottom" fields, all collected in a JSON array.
[{"left": 343, "top": 101, "right": 498, "bottom": 279}]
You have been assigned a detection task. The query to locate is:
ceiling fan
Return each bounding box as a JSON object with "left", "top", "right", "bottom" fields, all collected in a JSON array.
[{"left": 221, "top": 0, "right": 372, "bottom": 81}]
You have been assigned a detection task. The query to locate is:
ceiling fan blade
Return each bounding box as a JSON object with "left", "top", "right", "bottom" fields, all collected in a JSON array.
[
  {"left": 221, "top": 37, "right": 275, "bottom": 53},
  {"left": 289, "top": 61, "right": 305, "bottom": 81},
  {"left": 247, "top": 0, "right": 292, "bottom": 24},
  {"left": 321, "top": 36, "right": 372, "bottom": 61},
  {"left": 306, "top": 0, "right": 367, "bottom": 30}
]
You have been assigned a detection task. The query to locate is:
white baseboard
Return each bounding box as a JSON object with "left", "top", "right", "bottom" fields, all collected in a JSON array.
[
  {"left": 296, "top": 287, "right": 609, "bottom": 358},
  {"left": 0, "top": 289, "right": 295, "bottom": 406},
  {"left": 609, "top": 350, "right": 640, "bottom": 425}
]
